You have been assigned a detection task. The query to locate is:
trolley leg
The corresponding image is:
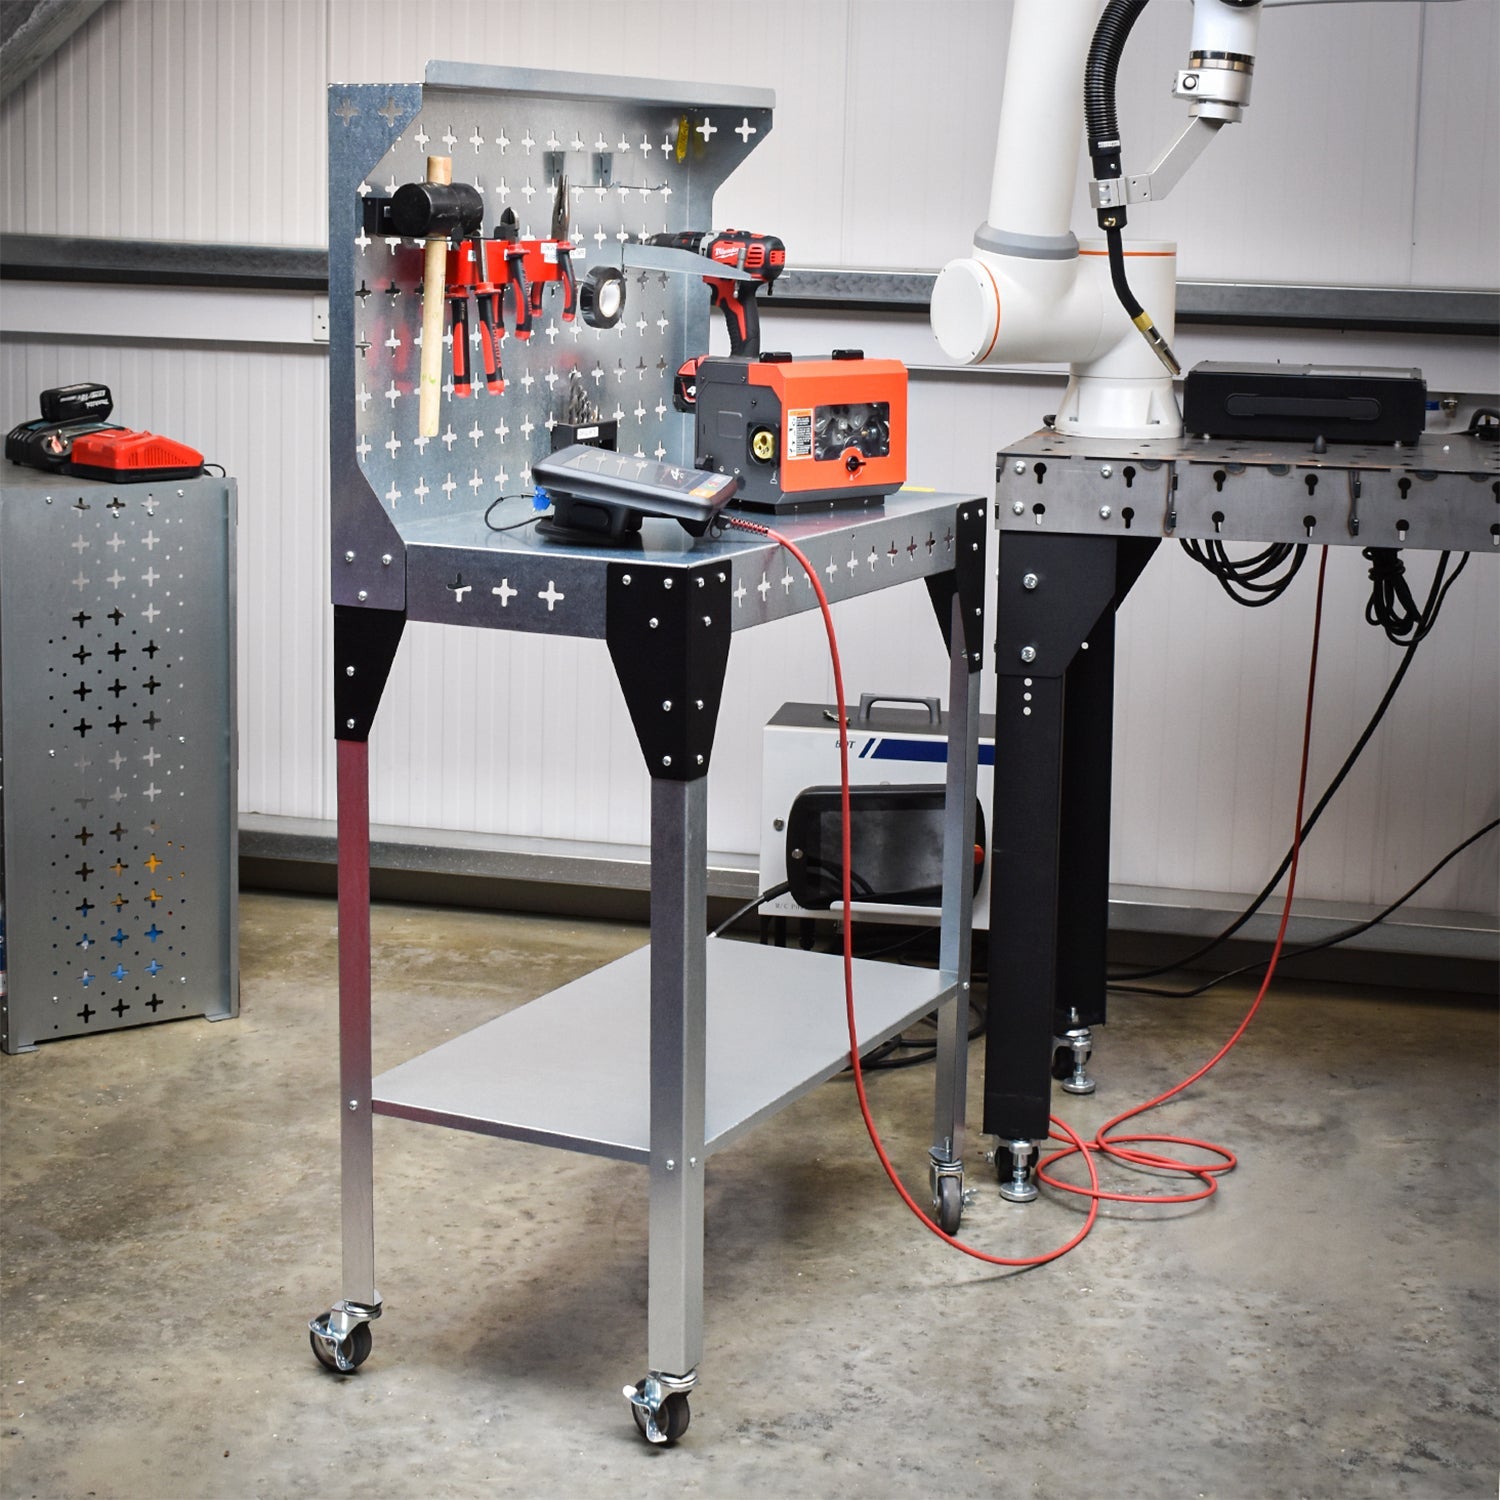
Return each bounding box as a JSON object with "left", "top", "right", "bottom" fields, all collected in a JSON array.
[
  {"left": 644, "top": 777, "right": 706, "bottom": 1396},
  {"left": 309, "top": 739, "right": 383, "bottom": 1372},
  {"left": 930, "top": 590, "right": 980, "bottom": 1235},
  {"left": 336, "top": 737, "right": 379, "bottom": 1309},
  {"left": 312, "top": 606, "right": 402, "bottom": 1373}
]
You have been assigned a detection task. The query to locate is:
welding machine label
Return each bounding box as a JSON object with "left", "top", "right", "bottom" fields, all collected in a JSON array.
[{"left": 786, "top": 410, "right": 814, "bottom": 459}]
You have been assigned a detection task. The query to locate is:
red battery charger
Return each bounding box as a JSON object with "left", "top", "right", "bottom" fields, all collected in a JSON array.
[{"left": 65, "top": 428, "right": 204, "bottom": 483}]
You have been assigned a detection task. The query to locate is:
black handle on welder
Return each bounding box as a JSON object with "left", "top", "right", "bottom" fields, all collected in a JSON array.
[{"left": 856, "top": 694, "right": 942, "bottom": 726}]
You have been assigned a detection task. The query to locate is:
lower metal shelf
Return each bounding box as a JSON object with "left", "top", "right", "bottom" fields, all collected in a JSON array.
[{"left": 372, "top": 940, "right": 957, "bottom": 1163}]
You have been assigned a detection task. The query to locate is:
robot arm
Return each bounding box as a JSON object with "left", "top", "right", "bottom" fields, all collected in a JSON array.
[
  {"left": 931, "top": 0, "right": 1267, "bottom": 437},
  {"left": 931, "top": 0, "right": 1461, "bottom": 439}
]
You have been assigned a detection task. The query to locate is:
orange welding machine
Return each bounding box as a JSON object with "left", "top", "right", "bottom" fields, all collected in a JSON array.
[{"left": 693, "top": 350, "right": 907, "bottom": 511}]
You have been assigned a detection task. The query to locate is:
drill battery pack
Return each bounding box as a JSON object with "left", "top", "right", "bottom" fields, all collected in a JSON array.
[
  {"left": 694, "top": 350, "right": 907, "bottom": 511},
  {"left": 6, "top": 382, "right": 204, "bottom": 482}
]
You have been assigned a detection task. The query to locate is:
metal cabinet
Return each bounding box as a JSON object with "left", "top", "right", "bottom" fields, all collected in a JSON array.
[{"left": 0, "top": 467, "right": 237, "bottom": 1053}]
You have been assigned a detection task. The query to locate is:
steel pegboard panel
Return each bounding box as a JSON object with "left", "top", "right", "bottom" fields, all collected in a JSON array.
[
  {"left": 328, "top": 65, "right": 774, "bottom": 616},
  {"left": 0, "top": 469, "right": 237, "bottom": 1053}
]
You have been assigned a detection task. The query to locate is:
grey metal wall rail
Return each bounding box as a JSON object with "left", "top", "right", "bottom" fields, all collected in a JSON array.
[{"left": 3, "top": 234, "right": 1496, "bottom": 337}]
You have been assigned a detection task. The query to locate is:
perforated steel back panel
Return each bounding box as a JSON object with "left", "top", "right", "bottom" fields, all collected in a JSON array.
[
  {"left": 0, "top": 468, "right": 237, "bottom": 1052},
  {"left": 328, "top": 64, "right": 774, "bottom": 613}
]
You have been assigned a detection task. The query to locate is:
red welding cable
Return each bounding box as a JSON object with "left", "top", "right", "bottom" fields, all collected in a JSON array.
[
  {"left": 1038, "top": 545, "right": 1332, "bottom": 1206},
  {"left": 726, "top": 514, "right": 1101, "bottom": 1267}
]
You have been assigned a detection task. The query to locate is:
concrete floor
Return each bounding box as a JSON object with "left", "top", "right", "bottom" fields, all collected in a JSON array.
[{"left": 1, "top": 891, "right": 1496, "bottom": 1500}]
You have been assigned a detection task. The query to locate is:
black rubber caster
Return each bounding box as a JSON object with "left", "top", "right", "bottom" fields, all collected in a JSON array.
[
  {"left": 630, "top": 1385, "right": 691, "bottom": 1446},
  {"left": 936, "top": 1175, "right": 963, "bottom": 1235},
  {"left": 310, "top": 1318, "right": 372, "bottom": 1373},
  {"left": 1051, "top": 1044, "right": 1075, "bottom": 1081}
]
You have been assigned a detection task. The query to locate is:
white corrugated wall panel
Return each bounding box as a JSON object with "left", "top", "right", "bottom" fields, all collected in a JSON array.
[
  {"left": 6, "top": 0, "right": 1497, "bottom": 275},
  {"left": 0, "top": 0, "right": 330, "bottom": 244},
  {"left": 1, "top": 1, "right": 1495, "bottom": 920},
  {"left": 1412, "top": 1, "right": 1500, "bottom": 288}
]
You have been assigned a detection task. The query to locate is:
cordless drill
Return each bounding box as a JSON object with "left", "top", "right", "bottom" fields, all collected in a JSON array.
[{"left": 648, "top": 228, "right": 786, "bottom": 358}]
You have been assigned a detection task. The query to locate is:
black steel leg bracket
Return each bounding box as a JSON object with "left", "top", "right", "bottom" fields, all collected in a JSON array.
[
  {"left": 334, "top": 605, "right": 407, "bottom": 743},
  {"left": 924, "top": 499, "right": 988, "bottom": 671},
  {"left": 606, "top": 561, "right": 733, "bottom": 782}
]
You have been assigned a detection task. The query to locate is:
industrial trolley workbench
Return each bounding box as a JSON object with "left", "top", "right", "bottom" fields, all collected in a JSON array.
[
  {"left": 981, "top": 423, "right": 1500, "bottom": 1199},
  {"left": 311, "top": 61, "right": 987, "bottom": 1444}
]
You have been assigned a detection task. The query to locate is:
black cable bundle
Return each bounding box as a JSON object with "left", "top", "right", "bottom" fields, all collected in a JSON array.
[
  {"left": 1362, "top": 547, "right": 1423, "bottom": 640},
  {"left": 1180, "top": 538, "right": 1307, "bottom": 607},
  {"left": 1110, "top": 547, "right": 1472, "bottom": 986},
  {"left": 1364, "top": 547, "right": 1468, "bottom": 645}
]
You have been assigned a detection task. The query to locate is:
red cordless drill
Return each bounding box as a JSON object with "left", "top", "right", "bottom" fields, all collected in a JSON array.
[{"left": 648, "top": 228, "right": 786, "bottom": 358}]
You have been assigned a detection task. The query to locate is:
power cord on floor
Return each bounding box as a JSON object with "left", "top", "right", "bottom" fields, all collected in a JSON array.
[
  {"left": 1110, "top": 816, "right": 1498, "bottom": 1000},
  {"left": 1038, "top": 547, "right": 1331, "bottom": 1210},
  {"left": 1110, "top": 548, "right": 1470, "bottom": 985},
  {"left": 724, "top": 512, "right": 1102, "bottom": 1266},
  {"left": 726, "top": 514, "right": 1333, "bottom": 1260}
]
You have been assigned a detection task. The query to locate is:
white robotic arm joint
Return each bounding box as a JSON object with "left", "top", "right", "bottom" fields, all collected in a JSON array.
[{"left": 931, "top": 0, "right": 1267, "bottom": 440}]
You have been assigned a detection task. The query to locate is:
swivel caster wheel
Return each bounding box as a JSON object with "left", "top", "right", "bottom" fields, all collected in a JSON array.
[
  {"left": 936, "top": 1175, "right": 964, "bottom": 1235},
  {"left": 309, "top": 1309, "right": 374, "bottom": 1373},
  {"left": 625, "top": 1375, "right": 693, "bottom": 1446}
]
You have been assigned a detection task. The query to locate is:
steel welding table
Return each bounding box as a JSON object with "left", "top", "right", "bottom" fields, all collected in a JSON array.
[{"left": 982, "top": 425, "right": 1499, "bottom": 1196}]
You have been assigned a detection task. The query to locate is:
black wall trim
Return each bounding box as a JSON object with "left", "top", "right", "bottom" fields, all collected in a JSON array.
[{"left": 1, "top": 233, "right": 328, "bottom": 290}]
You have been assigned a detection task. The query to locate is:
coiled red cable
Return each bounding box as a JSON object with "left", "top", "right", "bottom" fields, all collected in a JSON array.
[
  {"left": 728, "top": 514, "right": 1328, "bottom": 1260},
  {"left": 1040, "top": 544, "right": 1330, "bottom": 1206}
]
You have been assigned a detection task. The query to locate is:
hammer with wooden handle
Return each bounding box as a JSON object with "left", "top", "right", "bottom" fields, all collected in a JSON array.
[{"left": 389, "top": 160, "right": 483, "bottom": 437}]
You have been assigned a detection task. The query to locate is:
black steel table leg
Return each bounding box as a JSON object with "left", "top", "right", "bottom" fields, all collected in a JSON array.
[{"left": 985, "top": 533, "right": 1156, "bottom": 1176}]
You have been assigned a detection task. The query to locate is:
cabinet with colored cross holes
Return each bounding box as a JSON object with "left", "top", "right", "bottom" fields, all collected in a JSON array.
[{"left": 0, "top": 466, "right": 237, "bottom": 1052}]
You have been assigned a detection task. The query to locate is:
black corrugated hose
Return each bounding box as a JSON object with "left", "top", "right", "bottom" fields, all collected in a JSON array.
[{"left": 1085, "top": 0, "right": 1181, "bottom": 373}]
